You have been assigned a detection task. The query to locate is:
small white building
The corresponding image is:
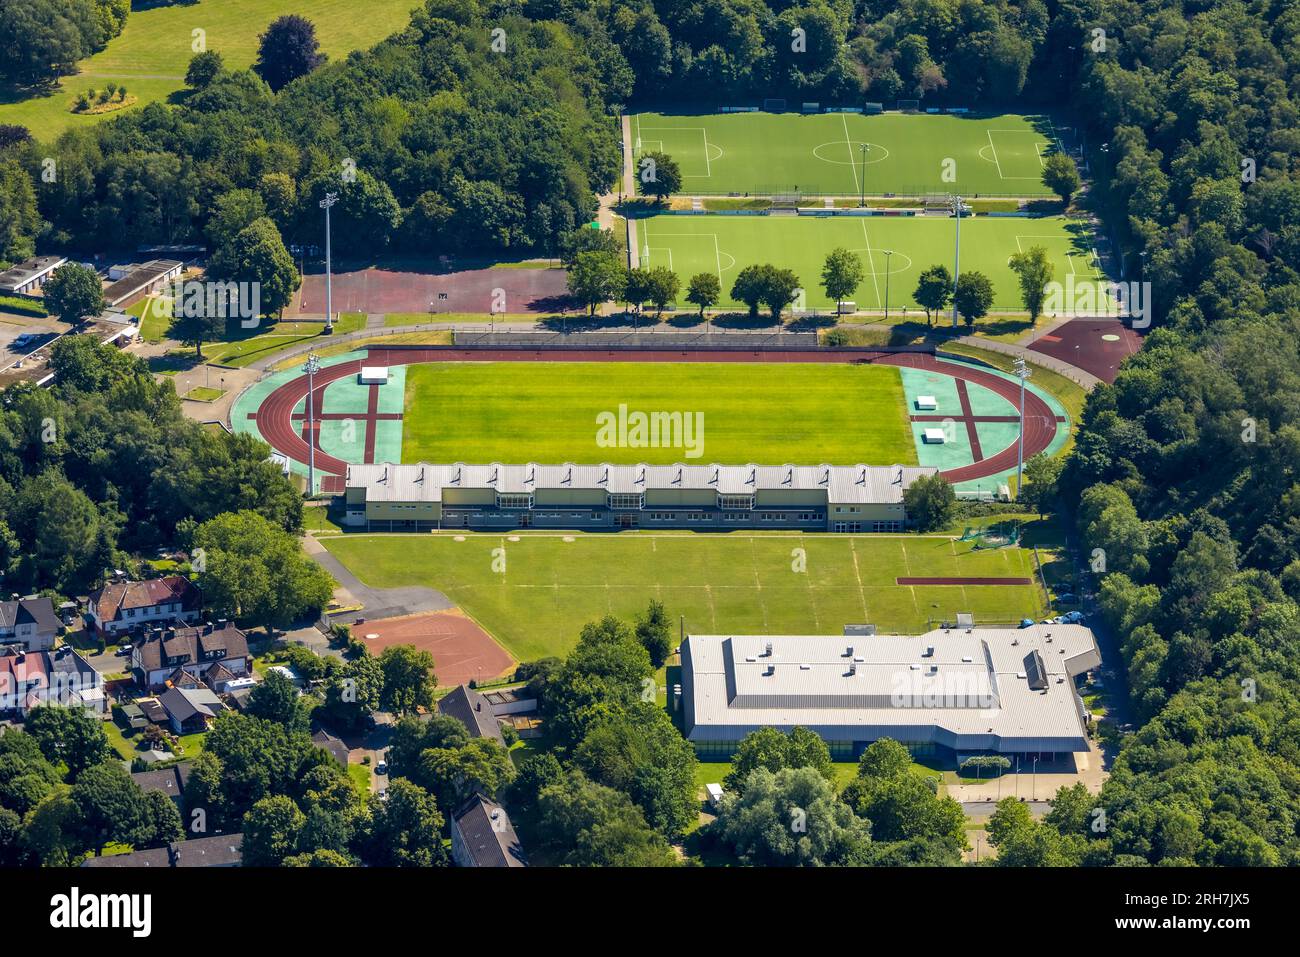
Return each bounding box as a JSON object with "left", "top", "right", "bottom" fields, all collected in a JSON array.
[
  {"left": 915, "top": 395, "right": 938, "bottom": 410},
  {"left": 359, "top": 366, "right": 388, "bottom": 384},
  {"left": 923, "top": 428, "right": 947, "bottom": 444}
]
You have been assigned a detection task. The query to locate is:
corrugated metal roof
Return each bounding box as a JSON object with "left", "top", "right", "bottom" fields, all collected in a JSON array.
[
  {"left": 346, "top": 462, "right": 938, "bottom": 504},
  {"left": 682, "top": 626, "right": 1101, "bottom": 753}
]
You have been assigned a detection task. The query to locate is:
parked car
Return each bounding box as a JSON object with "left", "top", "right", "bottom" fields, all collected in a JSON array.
[
  {"left": 375, "top": 760, "right": 388, "bottom": 775},
  {"left": 1061, "top": 610, "right": 1086, "bottom": 624},
  {"left": 115, "top": 644, "right": 133, "bottom": 657},
  {"left": 1019, "top": 618, "right": 1034, "bottom": 628}
]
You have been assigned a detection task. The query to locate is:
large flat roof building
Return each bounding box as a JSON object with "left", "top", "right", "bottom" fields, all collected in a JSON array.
[
  {"left": 343, "top": 462, "right": 937, "bottom": 533},
  {"left": 680, "top": 625, "right": 1101, "bottom": 759}
]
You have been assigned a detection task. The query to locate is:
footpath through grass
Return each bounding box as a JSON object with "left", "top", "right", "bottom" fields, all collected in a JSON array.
[
  {"left": 322, "top": 532, "right": 1047, "bottom": 661},
  {"left": 401, "top": 361, "right": 917, "bottom": 466}
]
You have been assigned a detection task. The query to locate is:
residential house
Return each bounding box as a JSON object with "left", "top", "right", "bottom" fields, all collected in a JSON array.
[
  {"left": 0, "top": 596, "right": 61, "bottom": 651},
  {"left": 437, "top": 684, "right": 504, "bottom": 743},
  {"left": 131, "top": 620, "right": 249, "bottom": 690},
  {"left": 158, "top": 686, "right": 224, "bottom": 734},
  {"left": 450, "top": 794, "right": 525, "bottom": 867},
  {"left": 88, "top": 576, "right": 200, "bottom": 637},
  {"left": 131, "top": 762, "right": 192, "bottom": 807},
  {"left": 0, "top": 647, "right": 105, "bottom": 718},
  {"left": 312, "top": 729, "right": 350, "bottom": 768},
  {"left": 81, "top": 833, "right": 243, "bottom": 868}
]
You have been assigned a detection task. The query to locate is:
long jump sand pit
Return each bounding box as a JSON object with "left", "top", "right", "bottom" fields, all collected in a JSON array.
[{"left": 357, "top": 609, "right": 514, "bottom": 686}]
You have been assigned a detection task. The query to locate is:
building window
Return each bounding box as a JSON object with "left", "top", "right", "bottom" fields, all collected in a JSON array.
[
  {"left": 608, "top": 493, "right": 643, "bottom": 510},
  {"left": 496, "top": 494, "right": 533, "bottom": 509},
  {"left": 718, "top": 495, "right": 754, "bottom": 510}
]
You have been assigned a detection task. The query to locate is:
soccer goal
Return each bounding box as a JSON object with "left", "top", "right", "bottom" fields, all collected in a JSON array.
[
  {"left": 897, "top": 99, "right": 921, "bottom": 112},
  {"left": 763, "top": 98, "right": 788, "bottom": 112},
  {"left": 863, "top": 101, "right": 884, "bottom": 114}
]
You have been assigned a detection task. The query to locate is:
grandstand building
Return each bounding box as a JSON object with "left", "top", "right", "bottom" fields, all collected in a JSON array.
[
  {"left": 341, "top": 462, "right": 938, "bottom": 532},
  {"left": 680, "top": 625, "right": 1102, "bottom": 760}
]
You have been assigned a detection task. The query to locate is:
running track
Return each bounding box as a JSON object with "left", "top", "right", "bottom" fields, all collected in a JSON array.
[{"left": 251, "top": 348, "right": 1064, "bottom": 484}]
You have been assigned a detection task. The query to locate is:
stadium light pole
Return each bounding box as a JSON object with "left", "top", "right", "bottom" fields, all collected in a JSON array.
[
  {"left": 859, "top": 143, "right": 869, "bottom": 207},
  {"left": 950, "top": 194, "right": 962, "bottom": 328},
  {"left": 320, "top": 192, "right": 338, "bottom": 333},
  {"left": 303, "top": 353, "right": 320, "bottom": 493},
  {"left": 883, "top": 249, "right": 893, "bottom": 320},
  {"left": 1013, "top": 355, "right": 1031, "bottom": 500}
]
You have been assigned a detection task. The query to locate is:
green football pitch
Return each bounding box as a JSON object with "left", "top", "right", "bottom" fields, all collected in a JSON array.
[
  {"left": 631, "top": 111, "right": 1061, "bottom": 197},
  {"left": 637, "top": 214, "right": 1103, "bottom": 312},
  {"left": 323, "top": 533, "right": 1047, "bottom": 660},
  {"left": 401, "top": 362, "right": 918, "bottom": 466}
]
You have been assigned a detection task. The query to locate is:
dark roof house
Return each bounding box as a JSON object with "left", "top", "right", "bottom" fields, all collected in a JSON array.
[
  {"left": 133, "top": 620, "right": 249, "bottom": 686},
  {"left": 312, "top": 729, "right": 350, "bottom": 768},
  {"left": 450, "top": 794, "right": 525, "bottom": 867},
  {"left": 81, "top": 833, "right": 243, "bottom": 868},
  {"left": 131, "top": 762, "right": 192, "bottom": 804},
  {"left": 437, "top": 684, "right": 504, "bottom": 743},
  {"left": 0, "top": 596, "right": 61, "bottom": 650}
]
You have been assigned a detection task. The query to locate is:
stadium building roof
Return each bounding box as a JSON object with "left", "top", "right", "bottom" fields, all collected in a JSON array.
[
  {"left": 681, "top": 625, "right": 1102, "bottom": 754},
  {"left": 346, "top": 462, "right": 937, "bottom": 505}
]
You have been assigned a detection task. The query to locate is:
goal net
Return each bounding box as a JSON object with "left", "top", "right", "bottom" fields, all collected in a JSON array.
[
  {"left": 897, "top": 99, "right": 921, "bottom": 112},
  {"left": 762, "top": 98, "right": 787, "bottom": 112}
]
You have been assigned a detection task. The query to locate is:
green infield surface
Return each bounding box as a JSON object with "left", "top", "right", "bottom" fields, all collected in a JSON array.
[
  {"left": 401, "top": 361, "right": 918, "bottom": 466},
  {"left": 323, "top": 533, "right": 1047, "bottom": 660},
  {"left": 632, "top": 111, "right": 1061, "bottom": 196},
  {"left": 637, "top": 214, "right": 1103, "bottom": 312}
]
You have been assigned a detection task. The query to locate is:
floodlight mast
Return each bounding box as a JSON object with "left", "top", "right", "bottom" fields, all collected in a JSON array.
[
  {"left": 303, "top": 353, "right": 320, "bottom": 493},
  {"left": 320, "top": 193, "right": 338, "bottom": 333},
  {"left": 1014, "top": 356, "right": 1032, "bottom": 499}
]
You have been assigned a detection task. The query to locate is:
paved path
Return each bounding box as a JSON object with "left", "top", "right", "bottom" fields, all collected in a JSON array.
[
  {"left": 302, "top": 535, "right": 452, "bottom": 623},
  {"left": 952, "top": 334, "right": 1101, "bottom": 390}
]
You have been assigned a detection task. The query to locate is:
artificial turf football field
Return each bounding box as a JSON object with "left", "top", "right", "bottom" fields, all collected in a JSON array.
[
  {"left": 400, "top": 362, "right": 918, "bottom": 466},
  {"left": 637, "top": 214, "right": 1104, "bottom": 312},
  {"left": 632, "top": 111, "right": 1061, "bottom": 196},
  {"left": 323, "top": 533, "right": 1047, "bottom": 660}
]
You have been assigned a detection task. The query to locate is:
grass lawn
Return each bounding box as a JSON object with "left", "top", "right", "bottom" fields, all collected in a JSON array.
[
  {"left": 128, "top": 294, "right": 174, "bottom": 342},
  {"left": 322, "top": 532, "right": 1047, "bottom": 661},
  {"left": 401, "top": 361, "right": 917, "bottom": 466},
  {"left": 182, "top": 386, "right": 226, "bottom": 402},
  {"left": 0, "top": 0, "right": 420, "bottom": 140},
  {"left": 0, "top": 294, "right": 47, "bottom": 318},
  {"left": 637, "top": 213, "right": 1104, "bottom": 313},
  {"left": 631, "top": 111, "right": 1061, "bottom": 196},
  {"left": 169, "top": 313, "right": 367, "bottom": 368},
  {"left": 268, "top": 330, "right": 454, "bottom": 370}
]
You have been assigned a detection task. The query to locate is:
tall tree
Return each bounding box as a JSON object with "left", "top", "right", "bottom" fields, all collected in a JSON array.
[
  {"left": 254, "top": 15, "right": 326, "bottom": 92},
  {"left": 821, "top": 247, "right": 864, "bottom": 314},
  {"left": 953, "top": 271, "right": 994, "bottom": 330},
  {"left": 914, "top": 264, "right": 952, "bottom": 326},
  {"left": 1008, "top": 245, "right": 1054, "bottom": 324},
  {"left": 43, "top": 263, "right": 105, "bottom": 328}
]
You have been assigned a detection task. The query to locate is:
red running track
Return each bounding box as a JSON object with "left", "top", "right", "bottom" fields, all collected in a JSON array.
[{"left": 252, "top": 348, "right": 1063, "bottom": 483}]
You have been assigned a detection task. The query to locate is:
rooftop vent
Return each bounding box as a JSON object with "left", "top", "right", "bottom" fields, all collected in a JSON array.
[
  {"left": 924, "top": 645, "right": 935, "bottom": 657},
  {"left": 764, "top": 664, "right": 775, "bottom": 677},
  {"left": 764, "top": 642, "right": 773, "bottom": 657}
]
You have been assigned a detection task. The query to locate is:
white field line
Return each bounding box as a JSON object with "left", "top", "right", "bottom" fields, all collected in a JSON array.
[
  {"left": 860, "top": 218, "right": 883, "bottom": 308},
  {"left": 1016, "top": 235, "right": 1078, "bottom": 275},
  {"left": 987, "top": 129, "right": 1047, "bottom": 179},
  {"left": 841, "top": 112, "right": 860, "bottom": 196},
  {"left": 638, "top": 126, "right": 712, "bottom": 178}
]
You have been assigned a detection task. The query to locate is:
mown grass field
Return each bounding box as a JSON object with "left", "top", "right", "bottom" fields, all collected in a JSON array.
[
  {"left": 322, "top": 532, "right": 1047, "bottom": 660},
  {"left": 637, "top": 214, "right": 1104, "bottom": 313},
  {"left": 400, "top": 361, "right": 917, "bottom": 466},
  {"left": 632, "top": 111, "right": 1060, "bottom": 196},
  {"left": 0, "top": 0, "right": 417, "bottom": 140}
]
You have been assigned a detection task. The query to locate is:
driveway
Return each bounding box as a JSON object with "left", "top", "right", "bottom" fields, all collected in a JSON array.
[{"left": 302, "top": 535, "right": 453, "bottom": 624}]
